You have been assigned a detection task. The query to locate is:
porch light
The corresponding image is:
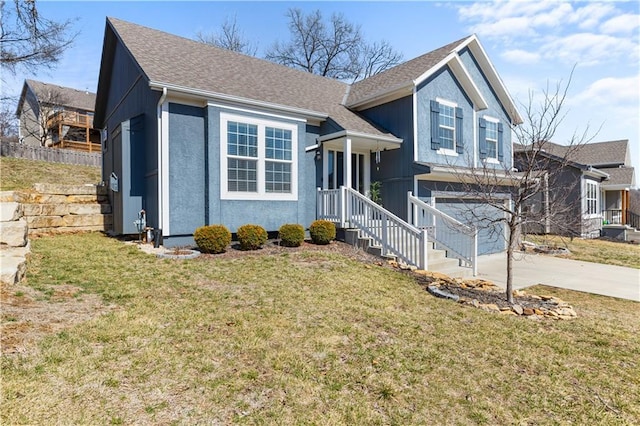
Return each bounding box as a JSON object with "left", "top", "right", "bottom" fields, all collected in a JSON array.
[{"left": 315, "top": 149, "right": 321, "bottom": 161}]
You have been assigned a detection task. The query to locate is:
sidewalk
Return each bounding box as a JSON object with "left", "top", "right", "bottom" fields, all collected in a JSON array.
[{"left": 477, "top": 253, "right": 640, "bottom": 302}]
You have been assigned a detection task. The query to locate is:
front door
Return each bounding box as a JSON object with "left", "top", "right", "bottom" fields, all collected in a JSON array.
[{"left": 324, "top": 149, "right": 369, "bottom": 194}]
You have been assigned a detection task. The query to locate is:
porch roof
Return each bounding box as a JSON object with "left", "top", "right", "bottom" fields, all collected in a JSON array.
[{"left": 318, "top": 130, "right": 402, "bottom": 152}]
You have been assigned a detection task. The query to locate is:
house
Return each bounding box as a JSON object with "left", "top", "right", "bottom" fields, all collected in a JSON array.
[
  {"left": 515, "top": 140, "right": 637, "bottom": 239},
  {"left": 94, "top": 17, "right": 522, "bottom": 268},
  {"left": 16, "top": 79, "right": 101, "bottom": 152}
]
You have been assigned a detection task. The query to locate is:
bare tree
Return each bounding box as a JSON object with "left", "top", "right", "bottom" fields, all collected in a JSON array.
[
  {"left": 441, "top": 70, "right": 598, "bottom": 303},
  {"left": 19, "top": 87, "right": 69, "bottom": 146},
  {"left": 0, "top": 0, "right": 76, "bottom": 76},
  {"left": 0, "top": 97, "right": 19, "bottom": 141},
  {"left": 196, "top": 15, "right": 257, "bottom": 56},
  {"left": 266, "top": 8, "right": 402, "bottom": 82}
]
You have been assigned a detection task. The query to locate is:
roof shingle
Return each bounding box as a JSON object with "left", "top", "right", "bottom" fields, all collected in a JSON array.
[{"left": 25, "top": 80, "right": 96, "bottom": 112}]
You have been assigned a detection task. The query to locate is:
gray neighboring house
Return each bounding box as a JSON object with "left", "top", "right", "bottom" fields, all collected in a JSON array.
[
  {"left": 515, "top": 140, "right": 637, "bottom": 239},
  {"left": 94, "top": 17, "right": 523, "bottom": 265},
  {"left": 16, "top": 79, "right": 100, "bottom": 151}
]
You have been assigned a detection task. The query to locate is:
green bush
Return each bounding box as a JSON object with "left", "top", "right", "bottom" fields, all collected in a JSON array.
[
  {"left": 193, "top": 224, "right": 231, "bottom": 254},
  {"left": 237, "top": 224, "right": 268, "bottom": 250},
  {"left": 309, "top": 220, "right": 336, "bottom": 245},
  {"left": 279, "top": 223, "right": 305, "bottom": 247}
]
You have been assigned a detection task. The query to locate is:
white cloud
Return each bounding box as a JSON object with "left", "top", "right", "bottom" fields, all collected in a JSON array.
[
  {"left": 572, "top": 75, "right": 640, "bottom": 105},
  {"left": 501, "top": 49, "right": 541, "bottom": 64},
  {"left": 600, "top": 14, "right": 640, "bottom": 35},
  {"left": 569, "top": 3, "right": 617, "bottom": 30},
  {"left": 541, "top": 33, "right": 638, "bottom": 66}
]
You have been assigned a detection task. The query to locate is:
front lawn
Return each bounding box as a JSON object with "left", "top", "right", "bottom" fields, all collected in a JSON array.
[
  {"left": 527, "top": 234, "right": 640, "bottom": 269},
  {"left": 1, "top": 233, "right": 639, "bottom": 424}
]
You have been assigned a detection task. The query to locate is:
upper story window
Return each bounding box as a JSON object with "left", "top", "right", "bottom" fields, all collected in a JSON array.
[
  {"left": 479, "top": 116, "right": 503, "bottom": 162},
  {"left": 585, "top": 180, "right": 598, "bottom": 216},
  {"left": 430, "top": 99, "right": 463, "bottom": 155},
  {"left": 220, "top": 113, "right": 297, "bottom": 201}
]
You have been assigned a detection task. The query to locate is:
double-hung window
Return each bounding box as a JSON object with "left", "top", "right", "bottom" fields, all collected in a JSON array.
[
  {"left": 485, "top": 120, "right": 498, "bottom": 159},
  {"left": 431, "top": 98, "right": 463, "bottom": 155},
  {"left": 585, "top": 180, "right": 598, "bottom": 216},
  {"left": 221, "top": 113, "right": 297, "bottom": 200},
  {"left": 438, "top": 103, "right": 456, "bottom": 151}
]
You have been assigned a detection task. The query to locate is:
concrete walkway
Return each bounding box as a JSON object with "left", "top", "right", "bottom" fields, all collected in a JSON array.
[{"left": 477, "top": 253, "right": 640, "bottom": 302}]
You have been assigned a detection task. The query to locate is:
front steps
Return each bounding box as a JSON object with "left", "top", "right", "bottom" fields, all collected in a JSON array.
[{"left": 343, "top": 228, "right": 473, "bottom": 278}]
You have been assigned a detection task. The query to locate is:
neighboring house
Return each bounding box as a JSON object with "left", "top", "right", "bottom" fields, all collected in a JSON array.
[
  {"left": 16, "top": 80, "right": 101, "bottom": 152},
  {"left": 95, "top": 17, "right": 522, "bottom": 264},
  {"left": 515, "top": 140, "right": 637, "bottom": 238}
]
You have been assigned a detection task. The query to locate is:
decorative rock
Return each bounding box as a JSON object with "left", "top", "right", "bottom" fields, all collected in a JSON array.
[
  {"left": 529, "top": 295, "right": 542, "bottom": 300},
  {"left": 0, "top": 219, "right": 28, "bottom": 247},
  {"left": 0, "top": 202, "right": 23, "bottom": 222},
  {"left": 540, "top": 295, "right": 553, "bottom": 301},
  {"left": 512, "top": 304, "right": 524, "bottom": 315},
  {"left": 0, "top": 191, "right": 16, "bottom": 202},
  {"left": 534, "top": 308, "right": 544, "bottom": 315},
  {"left": 555, "top": 307, "right": 577, "bottom": 317},
  {"left": 522, "top": 308, "right": 535, "bottom": 316},
  {"left": 33, "top": 183, "right": 101, "bottom": 195},
  {"left": 483, "top": 303, "right": 500, "bottom": 312},
  {"left": 0, "top": 255, "right": 27, "bottom": 285},
  {"left": 68, "top": 203, "right": 111, "bottom": 215}
]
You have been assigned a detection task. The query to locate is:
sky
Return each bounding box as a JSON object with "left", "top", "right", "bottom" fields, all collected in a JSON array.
[{"left": 2, "top": 0, "right": 639, "bottom": 175}]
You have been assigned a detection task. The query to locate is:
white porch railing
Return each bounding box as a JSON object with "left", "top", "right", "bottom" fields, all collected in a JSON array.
[
  {"left": 407, "top": 192, "right": 477, "bottom": 276},
  {"left": 317, "top": 187, "right": 428, "bottom": 269}
]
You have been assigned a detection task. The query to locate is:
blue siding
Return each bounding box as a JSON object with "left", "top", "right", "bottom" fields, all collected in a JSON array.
[
  {"left": 100, "top": 37, "right": 161, "bottom": 231},
  {"left": 458, "top": 47, "right": 513, "bottom": 170},
  {"left": 204, "top": 105, "right": 317, "bottom": 233},
  {"left": 416, "top": 67, "right": 474, "bottom": 168},
  {"left": 168, "top": 103, "right": 206, "bottom": 235},
  {"left": 359, "top": 96, "right": 414, "bottom": 218}
]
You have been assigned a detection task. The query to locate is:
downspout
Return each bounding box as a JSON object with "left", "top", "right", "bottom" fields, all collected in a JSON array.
[{"left": 157, "top": 87, "right": 167, "bottom": 238}]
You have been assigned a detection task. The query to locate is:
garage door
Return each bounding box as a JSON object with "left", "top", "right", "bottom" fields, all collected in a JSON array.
[{"left": 435, "top": 198, "right": 507, "bottom": 255}]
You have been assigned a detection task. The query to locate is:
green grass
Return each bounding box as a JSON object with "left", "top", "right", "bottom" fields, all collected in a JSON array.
[
  {"left": 527, "top": 234, "right": 640, "bottom": 269},
  {"left": 2, "top": 233, "right": 639, "bottom": 424},
  {"left": 0, "top": 156, "right": 101, "bottom": 191}
]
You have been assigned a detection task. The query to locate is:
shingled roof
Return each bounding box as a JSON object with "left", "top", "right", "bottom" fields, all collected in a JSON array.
[
  {"left": 103, "top": 18, "right": 394, "bottom": 139},
  {"left": 346, "top": 36, "right": 471, "bottom": 107},
  {"left": 600, "top": 167, "right": 635, "bottom": 188},
  {"left": 18, "top": 80, "right": 96, "bottom": 114},
  {"left": 567, "top": 140, "right": 630, "bottom": 167}
]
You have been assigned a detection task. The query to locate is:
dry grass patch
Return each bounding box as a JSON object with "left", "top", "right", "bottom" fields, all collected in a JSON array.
[
  {"left": 527, "top": 234, "right": 640, "bottom": 269},
  {"left": 0, "top": 156, "right": 101, "bottom": 191},
  {"left": 1, "top": 233, "right": 639, "bottom": 424}
]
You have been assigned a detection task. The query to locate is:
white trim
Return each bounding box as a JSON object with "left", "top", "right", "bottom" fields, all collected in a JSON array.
[
  {"left": 473, "top": 108, "right": 478, "bottom": 168},
  {"left": 208, "top": 101, "right": 307, "bottom": 124},
  {"left": 412, "top": 86, "right": 418, "bottom": 162},
  {"left": 318, "top": 129, "right": 402, "bottom": 145},
  {"left": 344, "top": 138, "right": 352, "bottom": 189},
  {"left": 305, "top": 144, "right": 319, "bottom": 153},
  {"left": 483, "top": 115, "right": 499, "bottom": 160},
  {"left": 435, "top": 98, "right": 457, "bottom": 153},
  {"left": 220, "top": 112, "right": 298, "bottom": 201},
  {"left": 160, "top": 102, "right": 170, "bottom": 234},
  {"left": 437, "top": 148, "right": 459, "bottom": 157},
  {"left": 149, "top": 81, "right": 328, "bottom": 121},
  {"left": 436, "top": 97, "right": 457, "bottom": 108},
  {"left": 454, "top": 36, "right": 523, "bottom": 124}
]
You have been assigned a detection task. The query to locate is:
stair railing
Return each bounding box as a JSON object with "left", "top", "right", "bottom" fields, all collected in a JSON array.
[
  {"left": 407, "top": 192, "right": 477, "bottom": 276},
  {"left": 318, "top": 187, "right": 428, "bottom": 269}
]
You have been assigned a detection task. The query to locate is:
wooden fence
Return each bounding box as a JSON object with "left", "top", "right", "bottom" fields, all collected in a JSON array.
[{"left": 0, "top": 140, "right": 101, "bottom": 167}]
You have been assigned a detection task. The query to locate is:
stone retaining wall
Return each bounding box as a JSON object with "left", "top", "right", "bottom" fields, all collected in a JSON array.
[{"left": 11, "top": 183, "right": 112, "bottom": 236}]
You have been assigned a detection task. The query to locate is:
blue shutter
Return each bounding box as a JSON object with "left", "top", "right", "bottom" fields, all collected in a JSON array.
[
  {"left": 455, "top": 107, "right": 464, "bottom": 154},
  {"left": 479, "top": 118, "right": 487, "bottom": 160},
  {"left": 497, "top": 122, "right": 504, "bottom": 161},
  {"left": 430, "top": 100, "right": 440, "bottom": 150}
]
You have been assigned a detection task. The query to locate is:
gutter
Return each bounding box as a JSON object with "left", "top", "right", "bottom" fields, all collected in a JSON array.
[
  {"left": 157, "top": 87, "right": 167, "bottom": 235},
  {"left": 148, "top": 81, "right": 328, "bottom": 121}
]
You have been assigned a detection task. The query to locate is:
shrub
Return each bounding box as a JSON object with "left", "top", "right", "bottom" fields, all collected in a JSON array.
[
  {"left": 279, "top": 223, "right": 305, "bottom": 247},
  {"left": 309, "top": 220, "right": 336, "bottom": 245},
  {"left": 237, "top": 224, "right": 268, "bottom": 250},
  {"left": 193, "top": 225, "right": 231, "bottom": 254}
]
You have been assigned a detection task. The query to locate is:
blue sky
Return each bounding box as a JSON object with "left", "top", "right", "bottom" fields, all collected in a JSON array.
[{"left": 4, "top": 1, "right": 639, "bottom": 173}]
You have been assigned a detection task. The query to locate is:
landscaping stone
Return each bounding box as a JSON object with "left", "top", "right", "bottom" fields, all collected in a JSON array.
[
  {"left": 33, "top": 183, "right": 102, "bottom": 195},
  {"left": 0, "top": 219, "right": 28, "bottom": 247},
  {"left": 0, "top": 202, "right": 23, "bottom": 222},
  {"left": 0, "top": 191, "right": 16, "bottom": 202},
  {"left": 0, "top": 255, "right": 27, "bottom": 285},
  {"left": 512, "top": 304, "right": 524, "bottom": 315},
  {"left": 523, "top": 308, "right": 535, "bottom": 316}
]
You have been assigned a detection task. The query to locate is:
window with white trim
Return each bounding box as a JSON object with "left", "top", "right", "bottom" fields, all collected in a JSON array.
[
  {"left": 585, "top": 180, "right": 598, "bottom": 216},
  {"left": 485, "top": 120, "right": 498, "bottom": 159},
  {"left": 438, "top": 103, "right": 455, "bottom": 151},
  {"left": 221, "top": 113, "right": 297, "bottom": 200}
]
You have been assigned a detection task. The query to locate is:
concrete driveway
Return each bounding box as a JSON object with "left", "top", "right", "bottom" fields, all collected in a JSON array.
[{"left": 477, "top": 253, "right": 640, "bottom": 302}]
